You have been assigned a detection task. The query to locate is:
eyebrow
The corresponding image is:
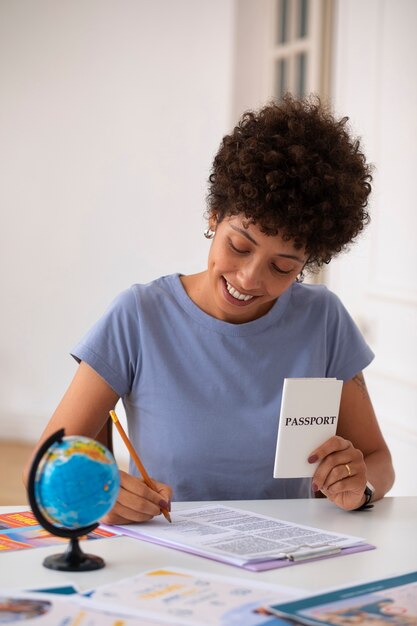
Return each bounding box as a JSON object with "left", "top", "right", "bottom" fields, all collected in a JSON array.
[{"left": 229, "top": 224, "right": 305, "bottom": 263}]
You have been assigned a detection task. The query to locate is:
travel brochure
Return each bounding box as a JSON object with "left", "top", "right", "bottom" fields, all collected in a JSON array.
[
  {"left": 0, "top": 510, "right": 117, "bottom": 552},
  {"left": 0, "top": 589, "right": 165, "bottom": 625},
  {"left": 81, "top": 566, "right": 304, "bottom": 625},
  {"left": 268, "top": 570, "right": 417, "bottom": 626}
]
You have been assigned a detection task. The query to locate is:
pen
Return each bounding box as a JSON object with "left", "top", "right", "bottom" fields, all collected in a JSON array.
[{"left": 109, "top": 410, "right": 172, "bottom": 523}]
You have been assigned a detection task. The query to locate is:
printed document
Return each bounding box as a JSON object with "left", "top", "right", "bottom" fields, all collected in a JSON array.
[
  {"left": 83, "top": 566, "right": 305, "bottom": 626},
  {"left": 110, "top": 504, "right": 366, "bottom": 569}
]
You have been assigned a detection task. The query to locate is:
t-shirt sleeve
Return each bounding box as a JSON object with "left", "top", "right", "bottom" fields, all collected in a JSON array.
[
  {"left": 71, "top": 287, "right": 140, "bottom": 397},
  {"left": 325, "top": 290, "right": 374, "bottom": 381}
]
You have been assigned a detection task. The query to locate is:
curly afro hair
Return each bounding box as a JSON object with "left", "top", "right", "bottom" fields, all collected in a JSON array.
[{"left": 207, "top": 94, "right": 372, "bottom": 269}]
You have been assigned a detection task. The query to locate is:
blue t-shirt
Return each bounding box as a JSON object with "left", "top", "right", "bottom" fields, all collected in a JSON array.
[{"left": 72, "top": 274, "right": 374, "bottom": 501}]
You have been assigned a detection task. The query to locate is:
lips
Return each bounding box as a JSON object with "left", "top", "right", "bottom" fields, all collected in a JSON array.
[
  {"left": 222, "top": 277, "right": 257, "bottom": 307},
  {"left": 225, "top": 280, "right": 253, "bottom": 301}
]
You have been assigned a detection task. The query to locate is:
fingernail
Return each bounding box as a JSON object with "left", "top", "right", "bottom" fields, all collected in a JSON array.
[
  {"left": 312, "top": 483, "right": 319, "bottom": 493},
  {"left": 308, "top": 454, "right": 318, "bottom": 463},
  {"left": 159, "top": 499, "right": 168, "bottom": 509}
]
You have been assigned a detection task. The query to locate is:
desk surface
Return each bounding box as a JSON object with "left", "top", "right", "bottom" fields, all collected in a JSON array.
[{"left": 1, "top": 497, "right": 415, "bottom": 593}]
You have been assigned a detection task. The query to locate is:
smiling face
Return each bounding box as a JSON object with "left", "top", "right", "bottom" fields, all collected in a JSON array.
[{"left": 185, "top": 215, "right": 307, "bottom": 324}]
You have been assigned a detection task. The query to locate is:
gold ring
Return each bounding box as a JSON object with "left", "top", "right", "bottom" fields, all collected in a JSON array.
[{"left": 345, "top": 463, "right": 352, "bottom": 477}]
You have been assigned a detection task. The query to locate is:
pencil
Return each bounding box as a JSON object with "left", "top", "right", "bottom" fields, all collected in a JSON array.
[{"left": 109, "top": 410, "right": 172, "bottom": 523}]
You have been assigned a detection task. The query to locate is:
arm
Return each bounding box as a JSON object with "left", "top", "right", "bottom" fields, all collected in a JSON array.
[
  {"left": 309, "top": 372, "right": 395, "bottom": 510},
  {"left": 23, "top": 361, "right": 172, "bottom": 524}
]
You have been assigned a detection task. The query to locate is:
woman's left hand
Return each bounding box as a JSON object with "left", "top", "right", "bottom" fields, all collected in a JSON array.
[{"left": 308, "top": 435, "right": 367, "bottom": 510}]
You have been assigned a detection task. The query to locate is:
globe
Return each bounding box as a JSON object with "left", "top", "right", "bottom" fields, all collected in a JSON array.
[
  {"left": 34, "top": 435, "right": 120, "bottom": 529},
  {"left": 27, "top": 428, "right": 120, "bottom": 571}
]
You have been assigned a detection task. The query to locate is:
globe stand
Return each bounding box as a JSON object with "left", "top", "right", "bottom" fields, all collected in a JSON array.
[
  {"left": 43, "top": 537, "right": 105, "bottom": 572},
  {"left": 27, "top": 429, "right": 106, "bottom": 571}
]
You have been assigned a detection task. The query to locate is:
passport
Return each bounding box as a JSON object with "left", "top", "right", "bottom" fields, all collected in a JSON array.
[{"left": 273, "top": 378, "right": 343, "bottom": 479}]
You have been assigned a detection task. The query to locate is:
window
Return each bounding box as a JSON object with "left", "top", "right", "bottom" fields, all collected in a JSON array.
[{"left": 270, "top": 0, "right": 332, "bottom": 100}]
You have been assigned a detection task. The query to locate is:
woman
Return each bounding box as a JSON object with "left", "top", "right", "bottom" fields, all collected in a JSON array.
[{"left": 24, "top": 95, "right": 395, "bottom": 524}]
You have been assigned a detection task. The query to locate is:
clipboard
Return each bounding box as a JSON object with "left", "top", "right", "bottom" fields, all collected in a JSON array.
[
  {"left": 243, "top": 542, "right": 375, "bottom": 572},
  {"left": 100, "top": 503, "right": 375, "bottom": 572},
  {"left": 102, "top": 523, "right": 375, "bottom": 571}
]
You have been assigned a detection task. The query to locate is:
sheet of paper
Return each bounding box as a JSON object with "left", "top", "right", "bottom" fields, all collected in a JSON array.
[
  {"left": 274, "top": 378, "right": 343, "bottom": 478},
  {"left": 268, "top": 570, "right": 417, "bottom": 626},
  {"left": 82, "top": 566, "right": 305, "bottom": 626},
  {"left": 0, "top": 589, "right": 164, "bottom": 625},
  {"left": 111, "top": 505, "right": 365, "bottom": 567}
]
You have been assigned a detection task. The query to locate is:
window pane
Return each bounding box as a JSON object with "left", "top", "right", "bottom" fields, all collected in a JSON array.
[
  {"left": 296, "top": 52, "right": 307, "bottom": 97},
  {"left": 298, "top": 0, "right": 308, "bottom": 38},
  {"left": 277, "top": 0, "right": 288, "bottom": 44},
  {"left": 275, "top": 58, "right": 288, "bottom": 99}
]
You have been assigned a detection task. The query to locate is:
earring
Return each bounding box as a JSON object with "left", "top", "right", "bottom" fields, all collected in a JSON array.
[
  {"left": 296, "top": 271, "right": 305, "bottom": 284},
  {"left": 204, "top": 228, "right": 215, "bottom": 240}
]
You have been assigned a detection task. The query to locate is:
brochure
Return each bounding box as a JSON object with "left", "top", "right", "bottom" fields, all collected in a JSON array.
[
  {"left": 268, "top": 570, "right": 417, "bottom": 626},
  {"left": 0, "top": 510, "right": 117, "bottom": 552},
  {"left": 81, "top": 566, "right": 306, "bottom": 626},
  {"left": 0, "top": 589, "right": 164, "bottom": 625}
]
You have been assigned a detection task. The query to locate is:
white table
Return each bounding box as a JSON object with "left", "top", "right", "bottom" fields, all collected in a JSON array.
[{"left": 1, "top": 497, "right": 415, "bottom": 593}]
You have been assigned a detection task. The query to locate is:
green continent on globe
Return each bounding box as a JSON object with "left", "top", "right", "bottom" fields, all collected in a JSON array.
[{"left": 34, "top": 436, "right": 120, "bottom": 529}]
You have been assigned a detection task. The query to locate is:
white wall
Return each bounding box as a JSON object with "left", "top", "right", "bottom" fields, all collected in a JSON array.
[
  {"left": 327, "top": 0, "right": 417, "bottom": 495},
  {"left": 3, "top": 1, "right": 415, "bottom": 496},
  {"left": 0, "top": 0, "right": 235, "bottom": 442}
]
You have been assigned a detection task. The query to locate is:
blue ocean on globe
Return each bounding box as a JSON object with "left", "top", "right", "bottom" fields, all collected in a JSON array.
[{"left": 34, "top": 436, "right": 120, "bottom": 529}]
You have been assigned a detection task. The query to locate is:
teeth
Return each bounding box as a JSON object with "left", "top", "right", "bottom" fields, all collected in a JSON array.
[{"left": 225, "top": 280, "right": 253, "bottom": 301}]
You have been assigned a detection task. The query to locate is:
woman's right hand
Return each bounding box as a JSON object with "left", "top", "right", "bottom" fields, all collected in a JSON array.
[{"left": 101, "top": 470, "right": 173, "bottom": 525}]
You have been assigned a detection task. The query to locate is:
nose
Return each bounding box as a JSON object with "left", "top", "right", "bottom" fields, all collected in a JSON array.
[{"left": 236, "top": 259, "right": 264, "bottom": 292}]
